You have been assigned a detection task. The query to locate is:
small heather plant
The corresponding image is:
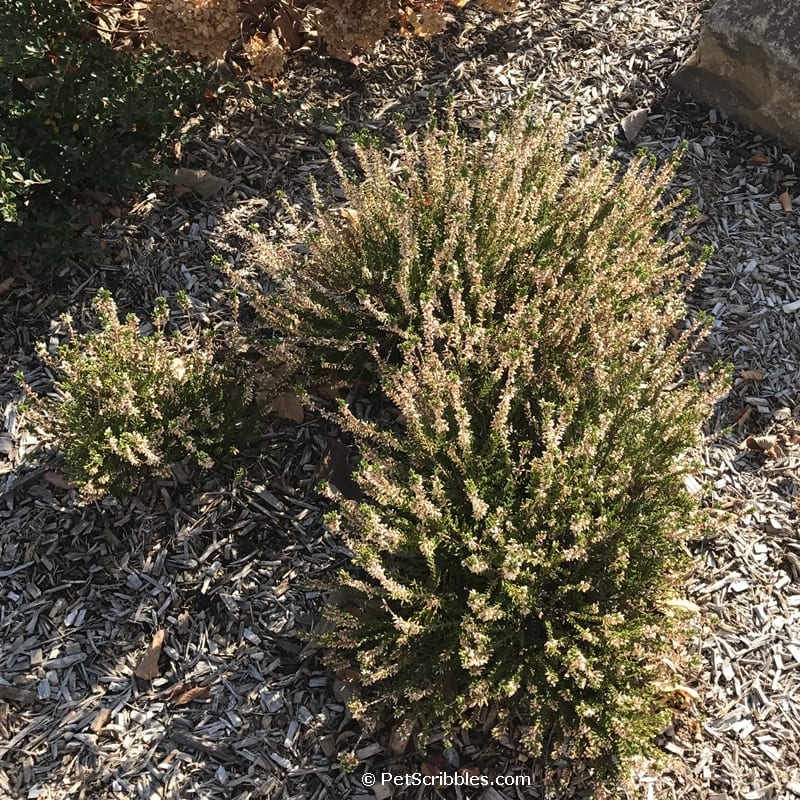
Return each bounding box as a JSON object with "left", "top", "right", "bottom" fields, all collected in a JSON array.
[
  {"left": 19, "top": 289, "right": 255, "bottom": 500},
  {"left": 249, "top": 106, "right": 726, "bottom": 775}
]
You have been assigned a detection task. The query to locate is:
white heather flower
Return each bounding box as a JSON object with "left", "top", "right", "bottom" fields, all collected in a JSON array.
[
  {"left": 464, "top": 554, "right": 489, "bottom": 575},
  {"left": 171, "top": 357, "right": 187, "bottom": 381},
  {"left": 391, "top": 613, "right": 423, "bottom": 638}
]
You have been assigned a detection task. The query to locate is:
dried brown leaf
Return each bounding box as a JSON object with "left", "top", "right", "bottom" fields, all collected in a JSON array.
[
  {"left": 665, "top": 684, "right": 701, "bottom": 702},
  {"left": 171, "top": 168, "right": 225, "bottom": 198},
  {"left": 740, "top": 369, "right": 767, "bottom": 380},
  {"left": 476, "top": 0, "right": 519, "bottom": 10},
  {"left": 134, "top": 629, "right": 165, "bottom": 680},
  {"left": 271, "top": 390, "right": 304, "bottom": 423},
  {"left": 315, "top": 383, "right": 344, "bottom": 401},
  {"left": 174, "top": 685, "right": 212, "bottom": 705},
  {"left": 43, "top": 470, "right": 76, "bottom": 490},
  {"left": 319, "top": 439, "right": 364, "bottom": 501},
  {"left": 620, "top": 108, "right": 648, "bottom": 142},
  {"left": 731, "top": 404, "right": 753, "bottom": 427},
  {"left": 272, "top": 9, "right": 303, "bottom": 50},
  {"left": 687, "top": 212, "right": 710, "bottom": 226},
  {"left": 779, "top": 191, "right": 793, "bottom": 212},
  {"left": 745, "top": 435, "right": 781, "bottom": 458}
]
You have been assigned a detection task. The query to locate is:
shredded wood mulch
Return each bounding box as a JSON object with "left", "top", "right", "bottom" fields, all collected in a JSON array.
[{"left": 3, "top": 0, "right": 800, "bottom": 797}]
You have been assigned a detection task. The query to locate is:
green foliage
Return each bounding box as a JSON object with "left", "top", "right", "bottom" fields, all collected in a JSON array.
[
  {"left": 0, "top": 142, "right": 49, "bottom": 224},
  {"left": 0, "top": 0, "right": 207, "bottom": 263},
  {"left": 254, "top": 107, "right": 726, "bottom": 775},
  {"left": 19, "top": 290, "right": 256, "bottom": 500}
]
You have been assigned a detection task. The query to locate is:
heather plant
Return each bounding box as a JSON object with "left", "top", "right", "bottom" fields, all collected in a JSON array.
[
  {"left": 248, "top": 109, "right": 700, "bottom": 385},
  {"left": 19, "top": 290, "right": 255, "bottom": 500},
  {"left": 249, "top": 108, "right": 727, "bottom": 774}
]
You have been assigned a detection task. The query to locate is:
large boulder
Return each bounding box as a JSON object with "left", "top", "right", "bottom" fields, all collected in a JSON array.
[{"left": 671, "top": 1, "right": 800, "bottom": 149}]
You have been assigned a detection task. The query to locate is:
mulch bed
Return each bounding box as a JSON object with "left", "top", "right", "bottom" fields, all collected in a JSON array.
[{"left": 3, "top": 0, "right": 800, "bottom": 797}]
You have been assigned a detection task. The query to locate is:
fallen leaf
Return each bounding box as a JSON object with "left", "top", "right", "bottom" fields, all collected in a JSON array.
[
  {"left": 162, "top": 681, "right": 187, "bottom": 701},
  {"left": 174, "top": 685, "right": 211, "bottom": 705},
  {"left": 747, "top": 152, "right": 770, "bottom": 166},
  {"left": 270, "top": 390, "right": 304, "bottom": 423},
  {"left": 254, "top": 361, "right": 291, "bottom": 392},
  {"left": 318, "top": 438, "right": 364, "bottom": 501},
  {"left": 330, "top": 207, "right": 360, "bottom": 226},
  {"left": 95, "top": 7, "right": 120, "bottom": 42},
  {"left": 43, "top": 471, "right": 76, "bottom": 490},
  {"left": 745, "top": 434, "right": 777, "bottom": 451},
  {"left": 745, "top": 435, "right": 781, "bottom": 458},
  {"left": 171, "top": 168, "right": 225, "bottom": 198},
  {"left": 272, "top": 9, "right": 303, "bottom": 50},
  {"left": 731, "top": 405, "right": 753, "bottom": 427},
  {"left": 478, "top": 0, "right": 519, "bottom": 10},
  {"left": 779, "top": 191, "right": 793, "bottom": 212},
  {"left": 620, "top": 108, "right": 648, "bottom": 142},
  {"left": 134, "top": 629, "right": 165, "bottom": 680},
  {"left": 739, "top": 369, "right": 767, "bottom": 380}
]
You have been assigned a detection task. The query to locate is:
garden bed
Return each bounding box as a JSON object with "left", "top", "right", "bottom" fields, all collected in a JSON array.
[{"left": 3, "top": 0, "right": 800, "bottom": 797}]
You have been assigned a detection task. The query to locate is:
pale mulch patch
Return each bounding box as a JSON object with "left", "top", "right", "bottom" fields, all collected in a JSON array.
[{"left": 2, "top": 0, "right": 800, "bottom": 797}]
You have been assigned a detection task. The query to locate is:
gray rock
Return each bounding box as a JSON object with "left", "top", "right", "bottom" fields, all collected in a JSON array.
[{"left": 672, "top": 1, "right": 800, "bottom": 149}]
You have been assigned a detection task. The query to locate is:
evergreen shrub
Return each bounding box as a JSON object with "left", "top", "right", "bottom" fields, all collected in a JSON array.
[
  {"left": 19, "top": 290, "right": 255, "bottom": 500},
  {"left": 253, "top": 107, "right": 726, "bottom": 774},
  {"left": 0, "top": 0, "right": 207, "bottom": 263}
]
